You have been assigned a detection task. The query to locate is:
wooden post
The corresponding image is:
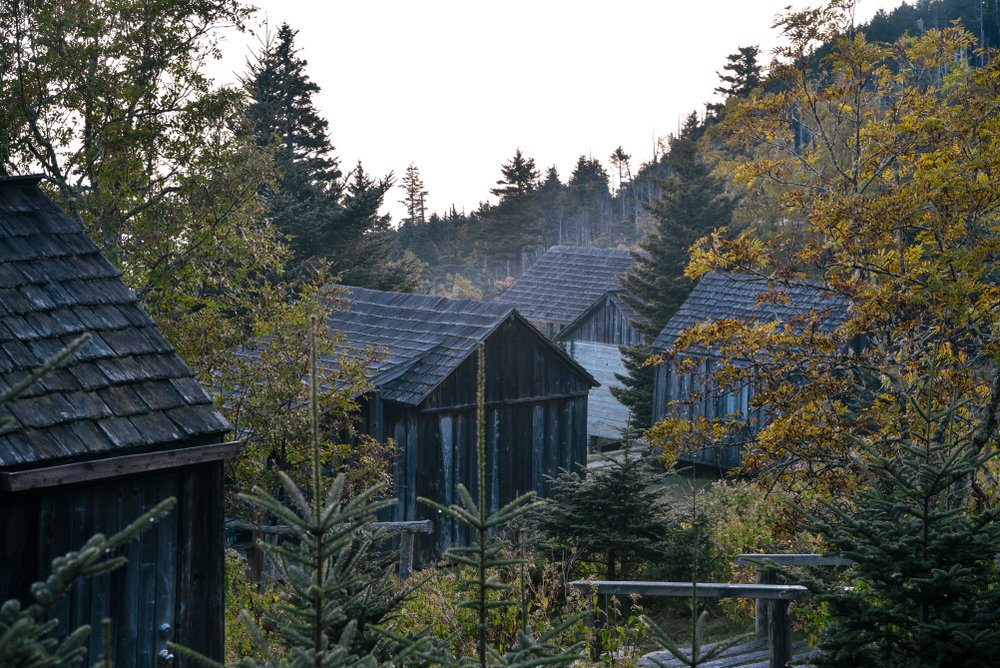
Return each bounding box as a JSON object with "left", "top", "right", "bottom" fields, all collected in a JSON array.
[
  {"left": 768, "top": 599, "right": 792, "bottom": 668},
  {"left": 756, "top": 567, "right": 775, "bottom": 640},
  {"left": 588, "top": 593, "right": 608, "bottom": 660},
  {"left": 399, "top": 532, "right": 415, "bottom": 581}
]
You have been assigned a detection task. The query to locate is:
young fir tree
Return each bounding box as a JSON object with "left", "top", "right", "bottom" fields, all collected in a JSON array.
[
  {"left": 615, "top": 113, "right": 735, "bottom": 427},
  {"left": 197, "top": 321, "right": 423, "bottom": 668},
  {"left": 536, "top": 442, "right": 673, "bottom": 581},
  {"left": 419, "top": 345, "right": 584, "bottom": 668}
]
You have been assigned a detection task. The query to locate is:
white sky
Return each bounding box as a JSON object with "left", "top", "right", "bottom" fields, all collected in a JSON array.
[{"left": 208, "top": 1, "right": 905, "bottom": 222}]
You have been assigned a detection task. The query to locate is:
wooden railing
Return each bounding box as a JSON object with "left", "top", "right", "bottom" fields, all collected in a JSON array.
[
  {"left": 571, "top": 553, "right": 854, "bottom": 668},
  {"left": 570, "top": 580, "right": 809, "bottom": 668},
  {"left": 734, "top": 553, "right": 854, "bottom": 640}
]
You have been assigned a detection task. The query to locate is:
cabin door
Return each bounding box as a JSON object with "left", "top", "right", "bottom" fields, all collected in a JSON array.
[{"left": 39, "top": 472, "right": 181, "bottom": 668}]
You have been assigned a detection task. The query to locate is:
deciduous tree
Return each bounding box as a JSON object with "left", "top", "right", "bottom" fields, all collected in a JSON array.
[{"left": 652, "top": 1, "right": 1000, "bottom": 503}]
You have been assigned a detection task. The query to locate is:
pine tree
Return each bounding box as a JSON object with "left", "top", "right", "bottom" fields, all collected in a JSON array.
[
  {"left": 803, "top": 371, "right": 1000, "bottom": 668},
  {"left": 536, "top": 444, "right": 673, "bottom": 581},
  {"left": 213, "top": 321, "right": 424, "bottom": 667},
  {"left": 478, "top": 149, "right": 542, "bottom": 279},
  {"left": 616, "top": 113, "right": 735, "bottom": 427},
  {"left": 419, "top": 345, "right": 584, "bottom": 667},
  {"left": 398, "top": 163, "right": 428, "bottom": 227},
  {"left": 707, "top": 46, "right": 763, "bottom": 118},
  {"left": 563, "top": 156, "right": 612, "bottom": 245},
  {"left": 244, "top": 23, "right": 342, "bottom": 269},
  {"left": 337, "top": 163, "right": 424, "bottom": 292}
]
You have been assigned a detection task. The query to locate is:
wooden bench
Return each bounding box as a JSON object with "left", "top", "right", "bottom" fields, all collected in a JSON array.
[{"left": 570, "top": 580, "right": 810, "bottom": 668}]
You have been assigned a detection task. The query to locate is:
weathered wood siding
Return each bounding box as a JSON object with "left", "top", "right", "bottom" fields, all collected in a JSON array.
[
  {"left": 561, "top": 294, "right": 642, "bottom": 346},
  {"left": 653, "top": 357, "right": 760, "bottom": 471},
  {"left": 0, "top": 464, "right": 224, "bottom": 667},
  {"left": 380, "top": 396, "right": 586, "bottom": 564},
  {"left": 565, "top": 340, "right": 630, "bottom": 441}
]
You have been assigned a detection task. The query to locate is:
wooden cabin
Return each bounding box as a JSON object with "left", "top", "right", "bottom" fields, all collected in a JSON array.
[
  {"left": 327, "top": 287, "right": 597, "bottom": 563},
  {"left": 0, "top": 176, "right": 236, "bottom": 666},
  {"left": 499, "top": 245, "right": 642, "bottom": 445},
  {"left": 651, "top": 272, "right": 848, "bottom": 471}
]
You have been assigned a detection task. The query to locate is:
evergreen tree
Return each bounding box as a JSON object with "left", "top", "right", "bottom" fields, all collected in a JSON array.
[
  {"left": 338, "top": 163, "right": 424, "bottom": 292},
  {"left": 244, "top": 23, "right": 342, "bottom": 269},
  {"left": 536, "top": 166, "right": 565, "bottom": 247},
  {"left": 563, "top": 156, "right": 612, "bottom": 245},
  {"left": 420, "top": 345, "right": 583, "bottom": 667},
  {"left": 707, "top": 45, "right": 763, "bottom": 118},
  {"left": 478, "top": 149, "right": 542, "bottom": 279},
  {"left": 398, "top": 163, "right": 428, "bottom": 227},
  {"left": 536, "top": 445, "right": 673, "bottom": 580},
  {"left": 804, "top": 370, "right": 1000, "bottom": 668},
  {"left": 616, "top": 113, "right": 735, "bottom": 427}
]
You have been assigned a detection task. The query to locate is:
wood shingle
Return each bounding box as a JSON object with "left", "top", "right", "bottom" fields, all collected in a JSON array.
[
  {"left": 498, "top": 245, "right": 636, "bottom": 326},
  {"left": 0, "top": 176, "right": 229, "bottom": 471}
]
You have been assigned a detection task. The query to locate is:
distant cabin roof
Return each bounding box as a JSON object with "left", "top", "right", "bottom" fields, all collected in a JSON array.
[
  {"left": 498, "top": 245, "right": 636, "bottom": 324},
  {"left": 652, "top": 272, "right": 850, "bottom": 352},
  {"left": 327, "top": 286, "right": 596, "bottom": 406},
  {"left": 0, "top": 176, "right": 230, "bottom": 471}
]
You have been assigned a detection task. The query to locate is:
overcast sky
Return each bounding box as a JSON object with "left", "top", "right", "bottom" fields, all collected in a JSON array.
[{"left": 209, "top": 0, "right": 905, "bottom": 222}]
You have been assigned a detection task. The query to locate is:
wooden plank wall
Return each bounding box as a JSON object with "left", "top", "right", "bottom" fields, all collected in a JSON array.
[
  {"left": 565, "top": 340, "right": 630, "bottom": 441},
  {"left": 652, "top": 358, "right": 759, "bottom": 471},
  {"left": 561, "top": 295, "right": 642, "bottom": 346},
  {"left": 0, "top": 464, "right": 224, "bottom": 667},
  {"left": 385, "top": 396, "right": 587, "bottom": 564}
]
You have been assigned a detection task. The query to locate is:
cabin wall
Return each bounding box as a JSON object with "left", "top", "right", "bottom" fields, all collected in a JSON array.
[
  {"left": 379, "top": 396, "right": 587, "bottom": 564},
  {"left": 564, "top": 340, "right": 630, "bottom": 442},
  {"left": 0, "top": 463, "right": 224, "bottom": 667},
  {"left": 561, "top": 296, "right": 642, "bottom": 346},
  {"left": 653, "top": 356, "right": 760, "bottom": 472}
]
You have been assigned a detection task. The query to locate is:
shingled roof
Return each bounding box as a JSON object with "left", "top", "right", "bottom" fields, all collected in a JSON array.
[
  {"left": 0, "top": 176, "right": 230, "bottom": 471},
  {"left": 327, "top": 286, "right": 595, "bottom": 406},
  {"left": 498, "top": 245, "right": 636, "bottom": 324},
  {"left": 652, "top": 272, "right": 850, "bottom": 353}
]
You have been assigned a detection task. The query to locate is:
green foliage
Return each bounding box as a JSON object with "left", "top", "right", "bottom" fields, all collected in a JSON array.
[
  {"left": 616, "top": 113, "right": 735, "bottom": 426},
  {"left": 536, "top": 447, "right": 673, "bottom": 581},
  {"left": 243, "top": 28, "right": 421, "bottom": 290},
  {"left": 243, "top": 22, "right": 343, "bottom": 273},
  {"left": 622, "top": 113, "right": 735, "bottom": 343},
  {"left": 224, "top": 549, "right": 288, "bottom": 663},
  {"left": 1, "top": 0, "right": 270, "bottom": 305},
  {"left": 393, "top": 547, "right": 591, "bottom": 661},
  {"left": 209, "top": 280, "right": 393, "bottom": 513},
  {"left": 206, "top": 324, "right": 420, "bottom": 668},
  {"left": 0, "top": 498, "right": 175, "bottom": 667},
  {"left": 803, "top": 371, "right": 1000, "bottom": 668}
]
